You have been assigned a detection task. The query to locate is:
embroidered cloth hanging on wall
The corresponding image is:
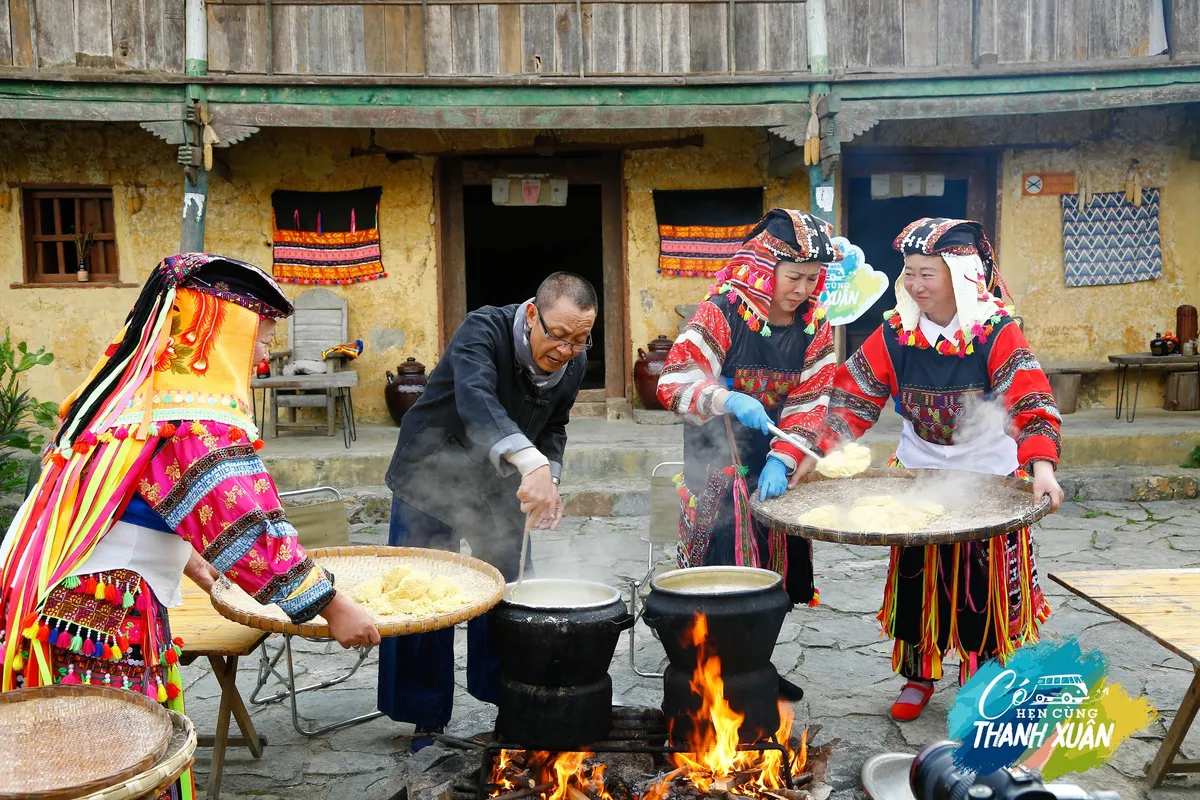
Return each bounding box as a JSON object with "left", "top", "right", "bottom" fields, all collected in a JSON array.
[
  {"left": 272, "top": 187, "right": 387, "bottom": 285},
  {"left": 654, "top": 188, "right": 764, "bottom": 278},
  {"left": 1061, "top": 188, "right": 1162, "bottom": 287}
]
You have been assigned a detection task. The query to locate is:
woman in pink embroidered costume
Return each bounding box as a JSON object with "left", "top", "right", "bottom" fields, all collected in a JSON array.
[
  {"left": 0, "top": 254, "right": 379, "bottom": 799},
  {"left": 794, "top": 218, "right": 1064, "bottom": 722},
  {"left": 656, "top": 209, "right": 842, "bottom": 702}
]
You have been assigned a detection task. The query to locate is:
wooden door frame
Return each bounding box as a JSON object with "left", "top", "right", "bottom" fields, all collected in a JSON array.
[
  {"left": 436, "top": 152, "right": 628, "bottom": 399},
  {"left": 838, "top": 149, "right": 1002, "bottom": 250},
  {"left": 833, "top": 148, "right": 1002, "bottom": 361}
]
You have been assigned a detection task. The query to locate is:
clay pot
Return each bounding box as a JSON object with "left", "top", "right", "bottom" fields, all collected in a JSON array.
[
  {"left": 1151, "top": 333, "right": 1168, "bottom": 357},
  {"left": 633, "top": 336, "right": 673, "bottom": 411},
  {"left": 385, "top": 357, "right": 427, "bottom": 426}
]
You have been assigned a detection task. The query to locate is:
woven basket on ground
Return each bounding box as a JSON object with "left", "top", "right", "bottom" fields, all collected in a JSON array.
[
  {"left": 0, "top": 684, "right": 173, "bottom": 800},
  {"left": 79, "top": 710, "right": 196, "bottom": 800},
  {"left": 210, "top": 545, "right": 506, "bottom": 638}
]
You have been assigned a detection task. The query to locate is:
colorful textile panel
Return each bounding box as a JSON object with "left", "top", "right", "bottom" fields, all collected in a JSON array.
[
  {"left": 272, "top": 187, "right": 387, "bottom": 285},
  {"left": 1061, "top": 189, "right": 1162, "bottom": 287},
  {"left": 732, "top": 366, "right": 803, "bottom": 412},
  {"left": 654, "top": 188, "right": 764, "bottom": 278}
]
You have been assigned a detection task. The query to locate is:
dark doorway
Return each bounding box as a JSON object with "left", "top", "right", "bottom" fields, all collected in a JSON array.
[
  {"left": 844, "top": 178, "right": 969, "bottom": 355},
  {"left": 462, "top": 184, "right": 605, "bottom": 390}
]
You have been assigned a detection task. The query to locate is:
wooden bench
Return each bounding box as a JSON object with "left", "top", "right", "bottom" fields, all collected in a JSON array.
[
  {"left": 1039, "top": 362, "right": 1117, "bottom": 416},
  {"left": 1049, "top": 568, "right": 1200, "bottom": 788},
  {"left": 170, "top": 577, "right": 270, "bottom": 800}
]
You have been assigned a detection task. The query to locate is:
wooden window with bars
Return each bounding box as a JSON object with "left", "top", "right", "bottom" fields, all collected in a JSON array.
[{"left": 21, "top": 186, "right": 120, "bottom": 284}]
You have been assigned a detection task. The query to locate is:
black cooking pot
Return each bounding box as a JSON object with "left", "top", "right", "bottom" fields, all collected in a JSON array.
[
  {"left": 490, "top": 579, "right": 634, "bottom": 687},
  {"left": 643, "top": 566, "right": 792, "bottom": 745},
  {"left": 497, "top": 675, "right": 613, "bottom": 750},
  {"left": 642, "top": 566, "right": 791, "bottom": 674},
  {"left": 490, "top": 579, "right": 635, "bottom": 749}
]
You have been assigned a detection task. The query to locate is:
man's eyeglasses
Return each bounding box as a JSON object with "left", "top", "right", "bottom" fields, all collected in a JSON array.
[{"left": 536, "top": 306, "right": 593, "bottom": 352}]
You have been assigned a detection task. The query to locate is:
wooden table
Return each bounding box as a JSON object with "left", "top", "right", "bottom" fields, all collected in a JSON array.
[
  {"left": 249, "top": 372, "right": 357, "bottom": 446},
  {"left": 1049, "top": 569, "right": 1200, "bottom": 787},
  {"left": 1108, "top": 354, "right": 1200, "bottom": 422},
  {"left": 169, "top": 577, "right": 270, "bottom": 800}
]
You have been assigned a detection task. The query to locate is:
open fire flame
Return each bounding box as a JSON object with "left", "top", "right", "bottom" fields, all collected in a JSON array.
[{"left": 489, "top": 615, "right": 807, "bottom": 800}]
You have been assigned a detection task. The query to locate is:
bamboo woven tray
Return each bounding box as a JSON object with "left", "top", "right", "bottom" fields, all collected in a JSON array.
[
  {"left": 80, "top": 710, "right": 196, "bottom": 800},
  {"left": 209, "top": 545, "right": 506, "bottom": 638},
  {"left": 0, "top": 685, "right": 172, "bottom": 800},
  {"left": 750, "top": 468, "right": 1052, "bottom": 546}
]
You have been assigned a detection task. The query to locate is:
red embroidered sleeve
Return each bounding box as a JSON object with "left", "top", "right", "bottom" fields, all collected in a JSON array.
[
  {"left": 988, "top": 324, "right": 1062, "bottom": 469},
  {"left": 816, "top": 327, "right": 896, "bottom": 455},
  {"left": 656, "top": 301, "right": 732, "bottom": 424},
  {"left": 771, "top": 321, "right": 836, "bottom": 470},
  {"left": 140, "top": 422, "right": 335, "bottom": 624}
]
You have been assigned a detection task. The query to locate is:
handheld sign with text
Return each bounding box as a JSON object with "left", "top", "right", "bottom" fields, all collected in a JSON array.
[{"left": 819, "top": 237, "right": 890, "bottom": 327}]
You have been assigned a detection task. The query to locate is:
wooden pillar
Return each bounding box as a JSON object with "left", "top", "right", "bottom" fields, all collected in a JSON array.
[
  {"left": 182, "top": 0, "right": 208, "bottom": 252},
  {"left": 182, "top": 154, "right": 208, "bottom": 254}
]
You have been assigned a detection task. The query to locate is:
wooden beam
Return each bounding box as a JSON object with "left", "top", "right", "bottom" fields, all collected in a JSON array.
[
  {"left": 0, "top": 99, "right": 184, "bottom": 121},
  {"left": 3, "top": 52, "right": 1200, "bottom": 86},
  {"left": 210, "top": 102, "right": 806, "bottom": 128},
  {"left": 767, "top": 131, "right": 806, "bottom": 178},
  {"left": 843, "top": 83, "right": 1200, "bottom": 121}
]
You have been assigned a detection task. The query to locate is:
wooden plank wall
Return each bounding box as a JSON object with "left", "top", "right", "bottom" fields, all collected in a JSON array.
[
  {"left": 0, "top": 0, "right": 184, "bottom": 68},
  {"left": 824, "top": 0, "right": 1190, "bottom": 70},
  {"left": 1, "top": 0, "right": 1196, "bottom": 73}
]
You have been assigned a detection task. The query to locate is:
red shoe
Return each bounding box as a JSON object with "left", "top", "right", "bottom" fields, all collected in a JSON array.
[{"left": 890, "top": 681, "right": 935, "bottom": 721}]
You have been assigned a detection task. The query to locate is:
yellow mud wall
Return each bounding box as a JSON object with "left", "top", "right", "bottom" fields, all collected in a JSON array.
[
  {"left": 201, "top": 128, "right": 441, "bottom": 426},
  {"left": 0, "top": 122, "right": 180, "bottom": 407},
  {"left": 624, "top": 128, "right": 810, "bottom": 403},
  {"left": 856, "top": 107, "right": 1200, "bottom": 409},
  {"left": 1, "top": 124, "right": 808, "bottom": 420},
  {"left": 997, "top": 108, "right": 1200, "bottom": 408}
]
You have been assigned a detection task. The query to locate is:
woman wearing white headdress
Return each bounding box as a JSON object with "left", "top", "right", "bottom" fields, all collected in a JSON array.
[{"left": 795, "top": 218, "right": 1064, "bottom": 722}]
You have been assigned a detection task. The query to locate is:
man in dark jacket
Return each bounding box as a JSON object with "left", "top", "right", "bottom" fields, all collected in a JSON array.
[{"left": 377, "top": 272, "right": 597, "bottom": 747}]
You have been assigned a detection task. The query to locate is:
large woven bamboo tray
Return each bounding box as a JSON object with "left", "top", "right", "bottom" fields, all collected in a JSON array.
[
  {"left": 209, "top": 545, "right": 506, "bottom": 639},
  {"left": 750, "top": 468, "right": 1052, "bottom": 546},
  {"left": 0, "top": 684, "right": 173, "bottom": 800},
  {"left": 80, "top": 710, "right": 196, "bottom": 800}
]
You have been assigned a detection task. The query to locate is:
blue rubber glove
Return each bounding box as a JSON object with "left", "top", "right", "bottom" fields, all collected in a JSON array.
[
  {"left": 723, "top": 392, "right": 772, "bottom": 435},
  {"left": 758, "top": 457, "right": 789, "bottom": 502}
]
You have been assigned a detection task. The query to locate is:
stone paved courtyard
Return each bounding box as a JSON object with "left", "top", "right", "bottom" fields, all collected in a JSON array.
[{"left": 181, "top": 500, "right": 1200, "bottom": 800}]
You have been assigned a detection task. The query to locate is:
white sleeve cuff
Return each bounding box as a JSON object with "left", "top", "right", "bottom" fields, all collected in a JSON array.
[
  {"left": 506, "top": 447, "right": 551, "bottom": 476},
  {"left": 712, "top": 388, "right": 730, "bottom": 414}
]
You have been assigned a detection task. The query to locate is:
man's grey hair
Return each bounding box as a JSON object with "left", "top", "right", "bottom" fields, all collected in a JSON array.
[{"left": 535, "top": 272, "right": 598, "bottom": 311}]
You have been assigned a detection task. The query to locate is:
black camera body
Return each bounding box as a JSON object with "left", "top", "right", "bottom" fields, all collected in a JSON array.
[{"left": 909, "top": 741, "right": 1122, "bottom": 800}]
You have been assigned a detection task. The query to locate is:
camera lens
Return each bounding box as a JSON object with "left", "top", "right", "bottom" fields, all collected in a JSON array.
[{"left": 911, "top": 741, "right": 978, "bottom": 800}]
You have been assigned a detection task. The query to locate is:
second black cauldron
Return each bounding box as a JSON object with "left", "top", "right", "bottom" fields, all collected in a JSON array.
[{"left": 643, "top": 566, "right": 791, "bottom": 744}]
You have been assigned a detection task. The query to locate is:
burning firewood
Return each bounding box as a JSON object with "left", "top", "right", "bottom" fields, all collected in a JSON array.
[
  {"left": 491, "top": 782, "right": 556, "bottom": 800},
  {"left": 761, "top": 790, "right": 812, "bottom": 800}
]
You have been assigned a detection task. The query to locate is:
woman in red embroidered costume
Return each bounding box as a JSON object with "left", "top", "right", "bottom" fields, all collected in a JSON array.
[
  {"left": 0, "top": 254, "right": 379, "bottom": 799},
  {"left": 794, "top": 218, "right": 1064, "bottom": 722},
  {"left": 656, "top": 209, "right": 842, "bottom": 701}
]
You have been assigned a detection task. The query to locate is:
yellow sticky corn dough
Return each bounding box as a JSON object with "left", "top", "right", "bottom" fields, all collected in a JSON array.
[
  {"left": 389, "top": 571, "right": 433, "bottom": 601},
  {"left": 351, "top": 566, "right": 470, "bottom": 618},
  {"left": 800, "top": 495, "right": 947, "bottom": 533},
  {"left": 427, "top": 575, "right": 459, "bottom": 601},
  {"left": 816, "top": 443, "right": 872, "bottom": 479},
  {"left": 349, "top": 577, "right": 384, "bottom": 604},
  {"left": 798, "top": 504, "right": 840, "bottom": 528},
  {"left": 381, "top": 565, "right": 414, "bottom": 593}
]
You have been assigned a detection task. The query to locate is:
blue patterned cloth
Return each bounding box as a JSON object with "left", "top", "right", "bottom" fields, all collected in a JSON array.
[{"left": 1061, "top": 189, "right": 1162, "bottom": 287}]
